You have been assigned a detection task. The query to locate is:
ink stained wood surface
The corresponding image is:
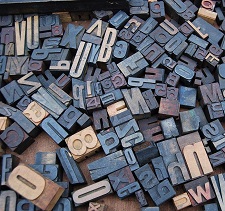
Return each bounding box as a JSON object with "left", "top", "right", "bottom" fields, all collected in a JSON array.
[{"left": 2, "top": 20, "right": 222, "bottom": 211}]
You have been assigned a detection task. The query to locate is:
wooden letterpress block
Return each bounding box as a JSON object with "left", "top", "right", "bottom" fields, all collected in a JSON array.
[
  {"left": 118, "top": 52, "right": 148, "bottom": 77},
  {"left": 143, "top": 43, "right": 165, "bottom": 65},
  {"left": 205, "top": 102, "right": 224, "bottom": 121},
  {"left": 60, "top": 23, "right": 85, "bottom": 50},
  {"left": 124, "top": 148, "right": 139, "bottom": 171},
  {"left": 199, "top": 83, "right": 223, "bottom": 107},
  {"left": 145, "top": 68, "right": 165, "bottom": 83},
  {"left": 16, "top": 96, "right": 32, "bottom": 111},
  {"left": 177, "top": 132, "right": 213, "bottom": 179},
  {"left": 55, "top": 73, "right": 71, "bottom": 92},
  {"left": 184, "top": 176, "right": 215, "bottom": 206},
  {"left": 166, "top": 87, "right": 178, "bottom": 101},
  {"left": 32, "top": 87, "right": 66, "bottom": 119},
  {"left": 88, "top": 150, "right": 127, "bottom": 181},
  {"left": 1, "top": 154, "right": 20, "bottom": 187},
  {"left": 27, "top": 16, "right": 39, "bottom": 50},
  {"left": 115, "top": 119, "right": 144, "bottom": 148},
  {"left": 30, "top": 164, "right": 62, "bottom": 182},
  {"left": 160, "top": 117, "right": 179, "bottom": 139},
  {"left": 100, "top": 78, "right": 114, "bottom": 94},
  {"left": 141, "top": 122, "right": 164, "bottom": 143},
  {"left": 178, "top": 86, "right": 196, "bottom": 108},
  {"left": 161, "top": 56, "right": 177, "bottom": 72},
  {"left": 37, "top": 70, "right": 56, "bottom": 89},
  {"left": 0, "top": 56, "right": 7, "bottom": 75},
  {"left": 31, "top": 48, "right": 70, "bottom": 62},
  {"left": 35, "top": 152, "right": 58, "bottom": 165},
  {"left": 86, "top": 96, "right": 102, "bottom": 111},
  {"left": 148, "top": 179, "right": 176, "bottom": 206},
  {"left": 172, "top": 193, "right": 191, "bottom": 210},
  {"left": 204, "top": 53, "right": 220, "bottom": 72},
  {"left": 198, "top": 8, "right": 217, "bottom": 24},
  {"left": 201, "top": 119, "right": 225, "bottom": 140},
  {"left": 124, "top": 15, "right": 145, "bottom": 33},
  {"left": 122, "top": 88, "right": 151, "bottom": 119},
  {"left": 111, "top": 73, "right": 127, "bottom": 89},
  {"left": 17, "top": 72, "right": 42, "bottom": 96},
  {"left": 93, "top": 109, "right": 110, "bottom": 131},
  {"left": 0, "top": 122, "right": 34, "bottom": 154},
  {"left": 0, "top": 102, "right": 39, "bottom": 137},
  {"left": 150, "top": 2, "right": 165, "bottom": 23},
  {"left": 209, "top": 150, "right": 225, "bottom": 167},
  {"left": 53, "top": 198, "right": 74, "bottom": 211},
  {"left": 0, "top": 80, "right": 24, "bottom": 105},
  {"left": 72, "top": 78, "right": 86, "bottom": 111},
  {"left": 150, "top": 26, "right": 172, "bottom": 47},
  {"left": 48, "top": 83, "right": 72, "bottom": 107},
  {"left": 84, "top": 67, "right": 101, "bottom": 82},
  {"left": 0, "top": 15, "right": 13, "bottom": 27},
  {"left": 130, "top": 31, "right": 147, "bottom": 48},
  {"left": 109, "top": 10, "right": 129, "bottom": 29},
  {"left": 135, "top": 189, "right": 148, "bottom": 207},
  {"left": 152, "top": 156, "right": 169, "bottom": 181},
  {"left": 42, "top": 37, "right": 61, "bottom": 48},
  {"left": 72, "top": 180, "right": 112, "bottom": 206},
  {"left": 17, "top": 199, "right": 35, "bottom": 211},
  {"left": 57, "top": 148, "right": 86, "bottom": 185},
  {"left": 88, "top": 44, "right": 101, "bottom": 66},
  {"left": 97, "top": 27, "right": 117, "bottom": 68},
  {"left": 0, "top": 190, "right": 17, "bottom": 211},
  {"left": 108, "top": 166, "right": 135, "bottom": 191},
  {"left": 15, "top": 21, "right": 27, "bottom": 56},
  {"left": 0, "top": 117, "right": 10, "bottom": 132},
  {"left": 204, "top": 203, "right": 219, "bottom": 211},
  {"left": 1, "top": 27, "right": 14, "bottom": 45},
  {"left": 117, "top": 181, "right": 141, "bottom": 199},
  {"left": 86, "top": 19, "right": 108, "bottom": 38},
  {"left": 209, "top": 44, "right": 223, "bottom": 58},
  {"left": 7, "top": 164, "right": 64, "bottom": 211},
  {"left": 56, "top": 181, "right": 71, "bottom": 198},
  {"left": 137, "top": 37, "right": 155, "bottom": 55},
  {"left": 154, "top": 83, "right": 167, "bottom": 99},
  {"left": 23, "top": 102, "right": 49, "bottom": 126},
  {"left": 210, "top": 174, "right": 225, "bottom": 211},
  {"left": 128, "top": 77, "right": 156, "bottom": 90},
  {"left": 5, "top": 43, "right": 14, "bottom": 56},
  {"left": 157, "top": 138, "right": 190, "bottom": 186},
  {"left": 88, "top": 202, "right": 106, "bottom": 211},
  {"left": 28, "top": 59, "right": 45, "bottom": 74},
  {"left": 41, "top": 116, "right": 68, "bottom": 146},
  {"left": 135, "top": 143, "right": 160, "bottom": 167},
  {"left": 179, "top": 109, "right": 200, "bottom": 134},
  {"left": 109, "top": 108, "right": 133, "bottom": 127},
  {"left": 174, "top": 64, "right": 194, "bottom": 85},
  {"left": 49, "top": 60, "right": 71, "bottom": 75},
  {"left": 93, "top": 10, "right": 113, "bottom": 21},
  {"left": 158, "top": 98, "right": 180, "bottom": 119},
  {"left": 97, "top": 128, "right": 120, "bottom": 155},
  {"left": 77, "top": 113, "right": 92, "bottom": 129},
  {"left": 66, "top": 126, "right": 101, "bottom": 162},
  {"left": 216, "top": 64, "right": 225, "bottom": 90},
  {"left": 52, "top": 24, "right": 64, "bottom": 37},
  {"left": 178, "top": 21, "right": 194, "bottom": 37},
  {"left": 134, "top": 164, "right": 159, "bottom": 191},
  {"left": 194, "top": 47, "right": 208, "bottom": 66},
  {"left": 113, "top": 40, "right": 129, "bottom": 62},
  {"left": 142, "top": 89, "right": 159, "bottom": 113},
  {"left": 107, "top": 100, "right": 127, "bottom": 117},
  {"left": 6, "top": 56, "right": 29, "bottom": 77},
  {"left": 57, "top": 105, "right": 82, "bottom": 133},
  {"left": 165, "top": 72, "right": 180, "bottom": 87}
]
